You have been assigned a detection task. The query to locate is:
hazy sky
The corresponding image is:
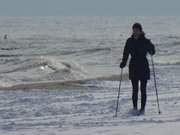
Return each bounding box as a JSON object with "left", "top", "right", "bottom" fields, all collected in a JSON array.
[{"left": 0, "top": 0, "right": 179, "bottom": 16}]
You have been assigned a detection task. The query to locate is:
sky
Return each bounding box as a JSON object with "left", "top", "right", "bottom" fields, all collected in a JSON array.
[{"left": 0, "top": 0, "right": 179, "bottom": 16}]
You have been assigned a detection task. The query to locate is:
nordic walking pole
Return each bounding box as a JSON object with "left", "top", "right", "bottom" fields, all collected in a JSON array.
[
  {"left": 115, "top": 68, "right": 123, "bottom": 117},
  {"left": 151, "top": 55, "right": 161, "bottom": 114}
]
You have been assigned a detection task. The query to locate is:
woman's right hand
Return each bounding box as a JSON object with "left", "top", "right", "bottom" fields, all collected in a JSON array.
[{"left": 120, "top": 62, "right": 125, "bottom": 68}]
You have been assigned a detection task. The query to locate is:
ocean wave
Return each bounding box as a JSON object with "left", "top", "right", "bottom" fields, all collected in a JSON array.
[
  {"left": 155, "top": 61, "right": 180, "bottom": 65},
  {"left": 152, "top": 55, "right": 180, "bottom": 66},
  {"left": 1, "top": 56, "right": 87, "bottom": 73},
  {"left": 166, "top": 35, "right": 180, "bottom": 40},
  {"left": 0, "top": 47, "right": 19, "bottom": 51},
  {"left": 61, "top": 47, "right": 111, "bottom": 56},
  {"left": 0, "top": 56, "right": 90, "bottom": 87},
  {"left": 0, "top": 79, "right": 16, "bottom": 88},
  {"left": 80, "top": 47, "right": 111, "bottom": 54},
  {"left": 0, "top": 54, "right": 22, "bottom": 57},
  {"left": 171, "top": 41, "right": 180, "bottom": 46}
]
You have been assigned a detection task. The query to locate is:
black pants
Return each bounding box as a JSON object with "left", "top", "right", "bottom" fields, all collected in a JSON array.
[{"left": 131, "top": 79, "right": 147, "bottom": 110}]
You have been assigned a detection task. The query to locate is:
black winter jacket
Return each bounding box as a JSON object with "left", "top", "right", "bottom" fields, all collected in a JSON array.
[{"left": 120, "top": 34, "right": 155, "bottom": 80}]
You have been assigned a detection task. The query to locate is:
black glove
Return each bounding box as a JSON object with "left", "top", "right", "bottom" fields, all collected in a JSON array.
[
  {"left": 120, "top": 62, "right": 125, "bottom": 68},
  {"left": 149, "top": 50, "right": 155, "bottom": 56}
]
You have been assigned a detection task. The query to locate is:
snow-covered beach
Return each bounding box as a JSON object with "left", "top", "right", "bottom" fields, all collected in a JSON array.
[{"left": 0, "top": 16, "right": 180, "bottom": 134}]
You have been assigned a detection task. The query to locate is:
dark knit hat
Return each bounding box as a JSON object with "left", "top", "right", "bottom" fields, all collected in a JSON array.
[{"left": 132, "top": 23, "right": 143, "bottom": 31}]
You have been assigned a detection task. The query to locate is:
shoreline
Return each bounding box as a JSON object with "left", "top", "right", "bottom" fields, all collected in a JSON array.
[{"left": 0, "top": 73, "right": 129, "bottom": 90}]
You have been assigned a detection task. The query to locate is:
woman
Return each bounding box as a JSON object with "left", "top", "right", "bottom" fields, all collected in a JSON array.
[{"left": 120, "top": 23, "right": 155, "bottom": 115}]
